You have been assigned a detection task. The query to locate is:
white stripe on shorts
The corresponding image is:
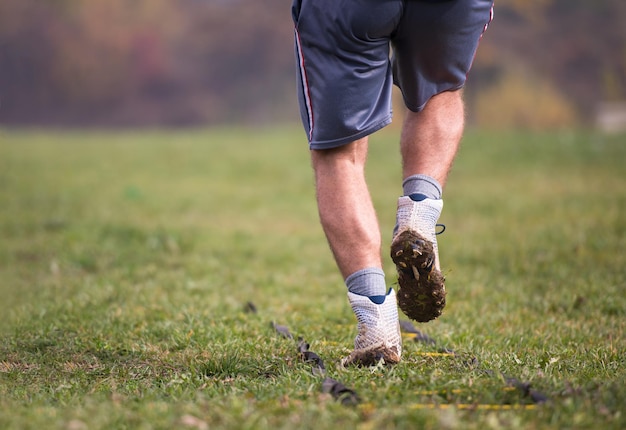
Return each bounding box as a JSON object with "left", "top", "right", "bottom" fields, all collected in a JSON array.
[{"left": 294, "top": 28, "right": 314, "bottom": 141}]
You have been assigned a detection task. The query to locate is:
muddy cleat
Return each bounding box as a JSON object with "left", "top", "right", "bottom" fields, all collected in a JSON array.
[
  {"left": 391, "top": 196, "right": 446, "bottom": 323},
  {"left": 342, "top": 289, "right": 402, "bottom": 367}
]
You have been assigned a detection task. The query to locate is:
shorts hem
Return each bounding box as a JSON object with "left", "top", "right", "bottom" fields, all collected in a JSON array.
[
  {"left": 402, "top": 84, "right": 465, "bottom": 113},
  {"left": 309, "top": 116, "right": 393, "bottom": 150}
]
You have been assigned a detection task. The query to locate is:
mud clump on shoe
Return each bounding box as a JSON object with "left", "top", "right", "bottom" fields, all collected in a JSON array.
[
  {"left": 391, "top": 229, "right": 446, "bottom": 323},
  {"left": 397, "top": 270, "right": 446, "bottom": 323},
  {"left": 342, "top": 345, "right": 401, "bottom": 367}
]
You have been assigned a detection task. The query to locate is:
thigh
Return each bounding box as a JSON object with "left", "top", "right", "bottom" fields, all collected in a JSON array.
[
  {"left": 392, "top": 0, "right": 494, "bottom": 111},
  {"left": 293, "top": 0, "right": 403, "bottom": 149}
]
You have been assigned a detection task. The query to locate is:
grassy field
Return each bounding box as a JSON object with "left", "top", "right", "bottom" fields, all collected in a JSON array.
[{"left": 0, "top": 126, "right": 624, "bottom": 429}]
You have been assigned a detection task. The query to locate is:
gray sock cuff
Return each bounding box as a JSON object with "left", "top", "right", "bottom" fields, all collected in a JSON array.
[
  {"left": 345, "top": 267, "right": 387, "bottom": 297},
  {"left": 402, "top": 174, "right": 443, "bottom": 200}
]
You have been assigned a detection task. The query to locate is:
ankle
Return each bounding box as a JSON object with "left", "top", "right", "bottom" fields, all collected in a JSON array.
[
  {"left": 345, "top": 267, "right": 387, "bottom": 298},
  {"left": 402, "top": 174, "right": 442, "bottom": 200}
]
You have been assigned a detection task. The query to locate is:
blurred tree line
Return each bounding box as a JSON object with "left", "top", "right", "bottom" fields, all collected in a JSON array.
[{"left": 0, "top": 0, "right": 624, "bottom": 129}]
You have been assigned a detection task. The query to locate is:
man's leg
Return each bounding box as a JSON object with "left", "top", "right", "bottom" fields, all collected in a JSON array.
[
  {"left": 400, "top": 89, "right": 464, "bottom": 187},
  {"left": 311, "top": 138, "right": 401, "bottom": 366},
  {"left": 311, "top": 138, "right": 381, "bottom": 279},
  {"left": 391, "top": 89, "right": 465, "bottom": 322}
]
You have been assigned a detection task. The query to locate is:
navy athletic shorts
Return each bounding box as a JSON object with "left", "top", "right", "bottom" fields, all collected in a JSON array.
[{"left": 292, "top": 0, "right": 494, "bottom": 149}]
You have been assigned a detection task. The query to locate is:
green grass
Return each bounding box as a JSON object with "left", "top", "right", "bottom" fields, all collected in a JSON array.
[{"left": 0, "top": 125, "right": 624, "bottom": 429}]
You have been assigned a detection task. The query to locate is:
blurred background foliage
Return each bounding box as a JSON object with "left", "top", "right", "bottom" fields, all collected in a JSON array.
[{"left": 0, "top": 0, "right": 624, "bottom": 129}]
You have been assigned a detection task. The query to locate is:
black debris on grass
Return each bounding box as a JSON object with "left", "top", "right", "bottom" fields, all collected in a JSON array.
[
  {"left": 399, "top": 320, "right": 438, "bottom": 346},
  {"left": 400, "top": 319, "right": 549, "bottom": 404},
  {"left": 269, "top": 319, "right": 359, "bottom": 406},
  {"left": 244, "top": 301, "right": 258, "bottom": 314},
  {"left": 271, "top": 321, "right": 293, "bottom": 339},
  {"left": 322, "top": 377, "right": 360, "bottom": 406},
  {"left": 297, "top": 337, "right": 326, "bottom": 376},
  {"left": 262, "top": 303, "right": 548, "bottom": 407},
  {"left": 505, "top": 377, "right": 550, "bottom": 404}
]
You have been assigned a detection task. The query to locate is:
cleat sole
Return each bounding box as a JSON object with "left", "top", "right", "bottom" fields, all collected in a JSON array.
[{"left": 390, "top": 229, "right": 446, "bottom": 323}]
